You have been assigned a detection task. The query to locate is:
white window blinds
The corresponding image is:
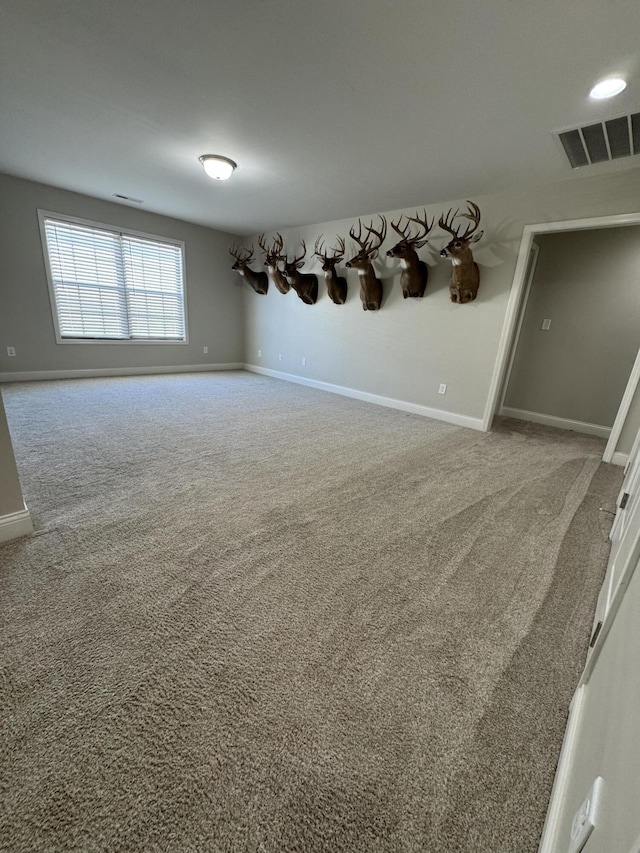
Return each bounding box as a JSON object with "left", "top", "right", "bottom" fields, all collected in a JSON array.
[{"left": 43, "top": 217, "right": 186, "bottom": 341}]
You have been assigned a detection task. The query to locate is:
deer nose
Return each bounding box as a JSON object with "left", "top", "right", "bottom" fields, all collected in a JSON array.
[
  {"left": 385, "top": 249, "right": 393, "bottom": 257},
  {"left": 439, "top": 249, "right": 448, "bottom": 257},
  {"left": 345, "top": 261, "right": 352, "bottom": 268}
]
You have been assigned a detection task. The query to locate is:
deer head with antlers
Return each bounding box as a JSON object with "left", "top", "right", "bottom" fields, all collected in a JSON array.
[
  {"left": 229, "top": 245, "right": 269, "bottom": 295},
  {"left": 258, "top": 233, "right": 290, "bottom": 295},
  {"left": 282, "top": 240, "right": 319, "bottom": 305},
  {"left": 314, "top": 235, "right": 348, "bottom": 305},
  {"left": 386, "top": 210, "right": 433, "bottom": 299},
  {"left": 345, "top": 216, "right": 387, "bottom": 311},
  {"left": 438, "top": 201, "right": 483, "bottom": 304}
]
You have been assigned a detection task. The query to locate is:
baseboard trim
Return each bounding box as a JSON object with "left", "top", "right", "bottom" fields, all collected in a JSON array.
[
  {"left": 0, "top": 363, "right": 244, "bottom": 383},
  {"left": 537, "top": 685, "right": 586, "bottom": 853},
  {"left": 611, "top": 451, "right": 629, "bottom": 468},
  {"left": 244, "top": 364, "right": 484, "bottom": 431},
  {"left": 500, "top": 406, "right": 612, "bottom": 439},
  {"left": 0, "top": 505, "right": 34, "bottom": 544}
]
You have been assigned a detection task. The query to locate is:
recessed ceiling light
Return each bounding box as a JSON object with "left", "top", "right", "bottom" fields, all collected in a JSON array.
[
  {"left": 199, "top": 154, "right": 237, "bottom": 181},
  {"left": 589, "top": 78, "right": 627, "bottom": 100}
]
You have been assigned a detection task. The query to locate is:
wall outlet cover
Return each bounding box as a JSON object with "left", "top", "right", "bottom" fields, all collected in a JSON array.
[{"left": 568, "top": 777, "right": 604, "bottom": 853}]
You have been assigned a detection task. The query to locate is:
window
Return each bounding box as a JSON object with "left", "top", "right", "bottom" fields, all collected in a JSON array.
[{"left": 39, "top": 212, "right": 187, "bottom": 342}]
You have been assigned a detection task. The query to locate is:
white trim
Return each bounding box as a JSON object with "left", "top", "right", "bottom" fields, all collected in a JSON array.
[
  {"left": 499, "top": 406, "right": 612, "bottom": 439},
  {"left": 498, "top": 241, "right": 540, "bottom": 413},
  {"left": 602, "top": 347, "right": 640, "bottom": 463},
  {"left": 483, "top": 211, "right": 640, "bottom": 433},
  {"left": 244, "top": 364, "right": 484, "bottom": 431},
  {"left": 0, "top": 363, "right": 243, "bottom": 383},
  {"left": 537, "top": 685, "right": 586, "bottom": 853},
  {"left": 611, "top": 451, "right": 629, "bottom": 467},
  {"left": 0, "top": 505, "right": 33, "bottom": 543}
]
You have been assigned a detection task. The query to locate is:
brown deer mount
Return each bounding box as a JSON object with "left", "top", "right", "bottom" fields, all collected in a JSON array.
[
  {"left": 282, "top": 241, "right": 319, "bottom": 305},
  {"left": 229, "top": 245, "right": 269, "bottom": 295},
  {"left": 314, "top": 235, "right": 348, "bottom": 305},
  {"left": 438, "top": 201, "right": 483, "bottom": 304},
  {"left": 386, "top": 210, "right": 433, "bottom": 298},
  {"left": 258, "top": 233, "right": 290, "bottom": 294},
  {"left": 345, "top": 216, "right": 387, "bottom": 311}
]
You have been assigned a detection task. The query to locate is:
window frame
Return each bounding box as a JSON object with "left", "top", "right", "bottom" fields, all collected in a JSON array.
[{"left": 37, "top": 209, "right": 189, "bottom": 345}]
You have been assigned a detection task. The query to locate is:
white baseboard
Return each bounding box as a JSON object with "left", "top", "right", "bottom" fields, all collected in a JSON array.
[
  {"left": 537, "top": 685, "right": 586, "bottom": 853},
  {"left": 500, "top": 406, "right": 612, "bottom": 439},
  {"left": 0, "top": 363, "right": 243, "bottom": 383},
  {"left": 611, "top": 451, "right": 629, "bottom": 468},
  {"left": 0, "top": 505, "right": 33, "bottom": 543},
  {"left": 244, "top": 364, "right": 484, "bottom": 431}
]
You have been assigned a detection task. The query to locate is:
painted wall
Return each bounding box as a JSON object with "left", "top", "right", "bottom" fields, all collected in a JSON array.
[
  {"left": 0, "top": 173, "right": 244, "bottom": 377},
  {"left": 504, "top": 227, "right": 640, "bottom": 428},
  {"left": 550, "top": 550, "right": 640, "bottom": 852},
  {"left": 243, "top": 167, "right": 640, "bottom": 430},
  {"left": 0, "top": 391, "right": 26, "bottom": 518}
]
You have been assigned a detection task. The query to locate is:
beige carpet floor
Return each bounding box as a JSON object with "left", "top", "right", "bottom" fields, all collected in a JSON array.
[{"left": 0, "top": 372, "right": 621, "bottom": 853}]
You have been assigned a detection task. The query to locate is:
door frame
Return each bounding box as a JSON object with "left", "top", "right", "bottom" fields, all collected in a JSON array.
[{"left": 482, "top": 211, "right": 640, "bottom": 461}]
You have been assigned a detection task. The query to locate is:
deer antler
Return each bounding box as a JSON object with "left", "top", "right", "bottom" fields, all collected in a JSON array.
[
  {"left": 288, "top": 240, "right": 307, "bottom": 269},
  {"left": 229, "top": 244, "right": 253, "bottom": 262},
  {"left": 407, "top": 209, "right": 434, "bottom": 241},
  {"left": 456, "top": 201, "right": 482, "bottom": 242},
  {"left": 257, "top": 234, "right": 269, "bottom": 256},
  {"left": 349, "top": 219, "right": 369, "bottom": 251},
  {"left": 390, "top": 215, "right": 414, "bottom": 242},
  {"left": 314, "top": 234, "right": 326, "bottom": 260},
  {"left": 331, "top": 236, "right": 345, "bottom": 261},
  {"left": 364, "top": 216, "right": 387, "bottom": 254},
  {"left": 438, "top": 208, "right": 461, "bottom": 239}
]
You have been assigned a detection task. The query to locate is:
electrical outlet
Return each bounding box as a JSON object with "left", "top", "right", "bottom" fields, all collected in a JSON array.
[
  {"left": 258, "top": 349, "right": 262, "bottom": 358},
  {"left": 7, "top": 346, "right": 16, "bottom": 357},
  {"left": 541, "top": 318, "right": 552, "bottom": 330},
  {"left": 568, "top": 777, "right": 603, "bottom": 853},
  {"left": 278, "top": 353, "right": 282, "bottom": 362},
  {"left": 203, "top": 346, "right": 208, "bottom": 354},
  {"left": 438, "top": 383, "right": 447, "bottom": 395},
  {"left": 301, "top": 357, "right": 306, "bottom": 366}
]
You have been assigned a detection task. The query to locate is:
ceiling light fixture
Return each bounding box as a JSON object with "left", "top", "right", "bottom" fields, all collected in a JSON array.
[
  {"left": 199, "top": 154, "right": 237, "bottom": 181},
  {"left": 589, "top": 78, "right": 627, "bottom": 100}
]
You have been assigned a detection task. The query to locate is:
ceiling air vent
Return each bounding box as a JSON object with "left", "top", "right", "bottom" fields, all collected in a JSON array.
[{"left": 555, "top": 112, "right": 640, "bottom": 168}]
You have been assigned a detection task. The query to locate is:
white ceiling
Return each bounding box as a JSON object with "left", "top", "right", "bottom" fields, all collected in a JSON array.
[{"left": 1, "top": 0, "right": 639, "bottom": 235}]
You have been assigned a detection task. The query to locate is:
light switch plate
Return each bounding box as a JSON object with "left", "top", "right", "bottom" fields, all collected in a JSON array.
[{"left": 541, "top": 318, "right": 552, "bottom": 330}]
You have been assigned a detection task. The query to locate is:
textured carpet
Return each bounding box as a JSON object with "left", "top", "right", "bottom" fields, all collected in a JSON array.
[{"left": 0, "top": 372, "right": 621, "bottom": 853}]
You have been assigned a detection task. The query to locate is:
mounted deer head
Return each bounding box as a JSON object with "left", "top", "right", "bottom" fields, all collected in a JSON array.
[
  {"left": 438, "top": 201, "right": 484, "bottom": 304},
  {"left": 282, "top": 240, "right": 318, "bottom": 305},
  {"left": 345, "top": 216, "right": 387, "bottom": 311},
  {"left": 386, "top": 209, "right": 433, "bottom": 298},
  {"left": 258, "top": 233, "right": 290, "bottom": 295},
  {"left": 314, "top": 235, "right": 348, "bottom": 305},
  {"left": 229, "top": 245, "right": 269, "bottom": 295}
]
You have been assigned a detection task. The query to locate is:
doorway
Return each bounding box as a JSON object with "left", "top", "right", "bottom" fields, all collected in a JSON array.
[{"left": 484, "top": 211, "right": 640, "bottom": 464}]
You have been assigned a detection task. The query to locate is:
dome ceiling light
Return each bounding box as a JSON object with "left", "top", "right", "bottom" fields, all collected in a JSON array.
[
  {"left": 199, "top": 155, "right": 237, "bottom": 181},
  {"left": 589, "top": 78, "right": 627, "bottom": 100}
]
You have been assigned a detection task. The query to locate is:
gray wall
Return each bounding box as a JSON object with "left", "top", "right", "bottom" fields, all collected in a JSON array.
[
  {"left": 0, "top": 173, "right": 244, "bottom": 376},
  {"left": 243, "top": 167, "right": 640, "bottom": 426},
  {"left": 552, "top": 550, "right": 640, "bottom": 852},
  {"left": 504, "top": 227, "right": 640, "bottom": 427},
  {"left": 0, "top": 391, "right": 26, "bottom": 518}
]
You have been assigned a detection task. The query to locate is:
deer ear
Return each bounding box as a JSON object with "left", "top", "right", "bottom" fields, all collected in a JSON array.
[
  {"left": 414, "top": 239, "right": 428, "bottom": 249},
  {"left": 370, "top": 249, "right": 379, "bottom": 260},
  {"left": 471, "top": 231, "right": 484, "bottom": 244}
]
